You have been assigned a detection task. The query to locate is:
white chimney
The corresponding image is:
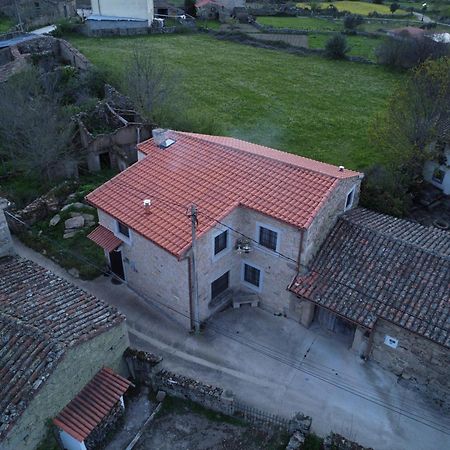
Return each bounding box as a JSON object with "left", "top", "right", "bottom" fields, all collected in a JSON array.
[
  {"left": 339, "top": 166, "right": 345, "bottom": 172},
  {"left": 0, "top": 197, "right": 14, "bottom": 258},
  {"left": 143, "top": 199, "right": 151, "bottom": 214},
  {"left": 152, "top": 128, "right": 176, "bottom": 149}
]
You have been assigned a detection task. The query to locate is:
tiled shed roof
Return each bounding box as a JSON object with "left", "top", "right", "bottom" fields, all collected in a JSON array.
[
  {"left": 53, "top": 367, "right": 131, "bottom": 442},
  {"left": 87, "top": 131, "right": 360, "bottom": 258},
  {"left": 0, "top": 256, "right": 125, "bottom": 440},
  {"left": 289, "top": 208, "right": 450, "bottom": 348},
  {"left": 88, "top": 225, "right": 123, "bottom": 253}
]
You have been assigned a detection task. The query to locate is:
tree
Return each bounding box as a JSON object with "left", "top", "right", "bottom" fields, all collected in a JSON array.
[
  {"left": 325, "top": 34, "right": 350, "bottom": 59},
  {"left": 373, "top": 0, "right": 384, "bottom": 4},
  {"left": 123, "top": 47, "right": 183, "bottom": 127},
  {"left": 0, "top": 68, "right": 75, "bottom": 182},
  {"left": 376, "top": 36, "right": 450, "bottom": 69},
  {"left": 363, "top": 58, "right": 450, "bottom": 215},
  {"left": 343, "top": 14, "right": 364, "bottom": 30},
  {"left": 390, "top": 2, "right": 400, "bottom": 14},
  {"left": 184, "top": 0, "right": 196, "bottom": 17}
]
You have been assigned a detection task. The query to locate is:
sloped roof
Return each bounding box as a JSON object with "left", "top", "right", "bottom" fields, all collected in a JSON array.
[
  {"left": 53, "top": 367, "right": 131, "bottom": 442},
  {"left": 290, "top": 208, "right": 450, "bottom": 348},
  {"left": 87, "top": 131, "right": 360, "bottom": 258},
  {"left": 88, "top": 225, "right": 123, "bottom": 253},
  {"left": 0, "top": 256, "right": 125, "bottom": 440}
]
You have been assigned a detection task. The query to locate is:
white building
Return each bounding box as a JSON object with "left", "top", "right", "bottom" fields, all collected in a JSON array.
[{"left": 90, "top": 0, "right": 154, "bottom": 24}]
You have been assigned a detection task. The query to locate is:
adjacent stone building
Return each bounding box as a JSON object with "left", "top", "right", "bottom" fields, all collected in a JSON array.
[
  {"left": 0, "top": 198, "right": 130, "bottom": 450},
  {"left": 86, "top": 130, "right": 362, "bottom": 330},
  {"left": 290, "top": 207, "right": 450, "bottom": 411}
]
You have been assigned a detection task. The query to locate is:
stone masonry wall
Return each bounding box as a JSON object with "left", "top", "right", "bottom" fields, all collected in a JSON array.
[
  {"left": 2, "top": 322, "right": 129, "bottom": 450},
  {"left": 98, "top": 210, "right": 192, "bottom": 329},
  {"left": 0, "top": 198, "right": 14, "bottom": 258},
  {"left": 370, "top": 319, "right": 450, "bottom": 412}
]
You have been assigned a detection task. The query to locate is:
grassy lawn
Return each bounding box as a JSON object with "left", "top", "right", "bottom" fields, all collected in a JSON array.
[
  {"left": 257, "top": 16, "right": 342, "bottom": 31},
  {"left": 297, "top": 1, "right": 408, "bottom": 15},
  {"left": 0, "top": 15, "right": 13, "bottom": 33},
  {"left": 309, "top": 33, "right": 380, "bottom": 60},
  {"left": 67, "top": 33, "right": 401, "bottom": 170}
]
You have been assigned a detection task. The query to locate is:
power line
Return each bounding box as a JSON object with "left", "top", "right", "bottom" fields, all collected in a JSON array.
[
  {"left": 98, "top": 177, "right": 450, "bottom": 338},
  {"left": 5, "top": 211, "right": 450, "bottom": 435}
]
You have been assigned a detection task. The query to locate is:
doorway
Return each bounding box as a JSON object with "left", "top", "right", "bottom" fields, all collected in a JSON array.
[
  {"left": 109, "top": 249, "right": 125, "bottom": 280},
  {"left": 314, "top": 306, "right": 356, "bottom": 344}
]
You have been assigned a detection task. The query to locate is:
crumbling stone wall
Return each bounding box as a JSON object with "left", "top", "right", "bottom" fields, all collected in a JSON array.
[
  {"left": 152, "top": 369, "right": 234, "bottom": 415},
  {"left": 370, "top": 319, "right": 450, "bottom": 412},
  {"left": 85, "top": 399, "right": 124, "bottom": 449}
]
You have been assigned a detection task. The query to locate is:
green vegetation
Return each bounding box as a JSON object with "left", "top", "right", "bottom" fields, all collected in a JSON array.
[
  {"left": 36, "top": 420, "right": 59, "bottom": 450},
  {"left": 301, "top": 432, "right": 324, "bottom": 450},
  {"left": 0, "top": 15, "right": 13, "bottom": 33},
  {"left": 257, "top": 16, "right": 342, "bottom": 31},
  {"left": 67, "top": 33, "right": 401, "bottom": 169},
  {"left": 297, "top": 1, "right": 408, "bottom": 15}
]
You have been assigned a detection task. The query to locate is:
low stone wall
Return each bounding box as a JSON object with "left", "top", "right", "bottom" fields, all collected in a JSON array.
[
  {"left": 58, "top": 38, "right": 91, "bottom": 70},
  {"left": 81, "top": 24, "right": 179, "bottom": 37},
  {"left": 125, "top": 348, "right": 163, "bottom": 386},
  {"left": 152, "top": 369, "right": 234, "bottom": 415},
  {"left": 85, "top": 400, "right": 125, "bottom": 449},
  {"left": 323, "top": 432, "right": 373, "bottom": 450}
]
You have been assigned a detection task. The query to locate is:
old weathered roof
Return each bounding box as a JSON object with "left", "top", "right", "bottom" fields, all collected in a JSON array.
[
  {"left": 88, "top": 225, "right": 123, "bottom": 253},
  {"left": 87, "top": 131, "right": 360, "bottom": 258},
  {"left": 290, "top": 208, "right": 450, "bottom": 348},
  {"left": 0, "top": 256, "right": 125, "bottom": 440},
  {"left": 53, "top": 367, "right": 131, "bottom": 442}
]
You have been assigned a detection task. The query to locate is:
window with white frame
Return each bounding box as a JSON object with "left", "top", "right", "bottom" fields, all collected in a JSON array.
[
  {"left": 211, "top": 271, "right": 229, "bottom": 299},
  {"left": 214, "top": 230, "right": 228, "bottom": 255},
  {"left": 243, "top": 263, "right": 261, "bottom": 289},
  {"left": 345, "top": 187, "right": 356, "bottom": 211},
  {"left": 258, "top": 225, "right": 278, "bottom": 251},
  {"left": 117, "top": 221, "right": 130, "bottom": 238}
]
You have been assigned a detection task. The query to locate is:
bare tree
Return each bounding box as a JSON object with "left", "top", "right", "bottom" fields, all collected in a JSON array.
[
  {"left": 0, "top": 68, "right": 75, "bottom": 182},
  {"left": 123, "top": 47, "right": 182, "bottom": 126}
]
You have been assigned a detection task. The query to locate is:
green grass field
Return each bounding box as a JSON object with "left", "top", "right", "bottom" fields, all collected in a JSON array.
[
  {"left": 0, "top": 16, "right": 13, "bottom": 33},
  {"left": 297, "top": 1, "right": 408, "bottom": 15},
  {"left": 67, "top": 33, "right": 401, "bottom": 170},
  {"left": 257, "top": 16, "right": 342, "bottom": 31}
]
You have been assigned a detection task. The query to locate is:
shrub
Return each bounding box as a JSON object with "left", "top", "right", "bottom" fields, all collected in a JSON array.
[
  {"left": 373, "top": 0, "right": 384, "bottom": 4},
  {"left": 376, "top": 36, "right": 450, "bottom": 69},
  {"left": 343, "top": 14, "right": 364, "bottom": 30},
  {"left": 390, "top": 3, "right": 400, "bottom": 14},
  {"left": 325, "top": 33, "right": 350, "bottom": 59}
]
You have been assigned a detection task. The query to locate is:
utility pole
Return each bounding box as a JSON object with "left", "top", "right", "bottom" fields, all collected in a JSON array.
[
  {"left": 190, "top": 204, "right": 200, "bottom": 333},
  {"left": 13, "top": 0, "right": 23, "bottom": 32}
]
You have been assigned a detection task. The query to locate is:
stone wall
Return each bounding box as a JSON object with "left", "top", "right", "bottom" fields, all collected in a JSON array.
[
  {"left": 97, "top": 210, "right": 192, "bottom": 329},
  {"left": 2, "top": 322, "right": 129, "bottom": 450},
  {"left": 0, "top": 197, "right": 14, "bottom": 258},
  {"left": 370, "top": 319, "right": 450, "bottom": 412},
  {"left": 58, "top": 38, "right": 91, "bottom": 70}
]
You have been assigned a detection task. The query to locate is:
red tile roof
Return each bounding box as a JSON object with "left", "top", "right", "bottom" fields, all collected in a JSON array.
[
  {"left": 53, "top": 367, "right": 131, "bottom": 442},
  {"left": 87, "top": 131, "right": 361, "bottom": 258},
  {"left": 87, "top": 225, "right": 123, "bottom": 253}
]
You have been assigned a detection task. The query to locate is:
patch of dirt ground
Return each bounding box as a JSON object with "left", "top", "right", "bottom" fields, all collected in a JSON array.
[{"left": 135, "top": 398, "right": 288, "bottom": 450}]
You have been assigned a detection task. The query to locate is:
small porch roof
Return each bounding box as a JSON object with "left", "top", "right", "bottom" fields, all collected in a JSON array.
[
  {"left": 88, "top": 225, "right": 123, "bottom": 253},
  {"left": 53, "top": 367, "right": 132, "bottom": 442}
]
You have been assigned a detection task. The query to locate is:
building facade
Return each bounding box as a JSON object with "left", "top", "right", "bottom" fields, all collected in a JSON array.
[
  {"left": 87, "top": 130, "right": 362, "bottom": 330},
  {"left": 90, "top": 0, "right": 154, "bottom": 24}
]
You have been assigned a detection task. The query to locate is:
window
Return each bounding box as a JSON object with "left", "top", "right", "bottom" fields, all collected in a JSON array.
[
  {"left": 243, "top": 264, "right": 261, "bottom": 288},
  {"left": 259, "top": 226, "right": 278, "bottom": 251},
  {"left": 432, "top": 168, "right": 445, "bottom": 184},
  {"left": 345, "top": 187, "right": 355, "bottom": 211},
  {"left": 117, "top": 221, "right": 130, "bottom": 238},
  {"left": 214, "top": 230, "right": 228, "bottom": 255},
  {"left": 211, "top": 272, "right": 229, "bottom": 299}
]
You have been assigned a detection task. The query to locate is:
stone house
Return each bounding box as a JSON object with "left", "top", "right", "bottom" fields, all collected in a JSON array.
[
  {"left": 423, "top": 133, "right": 450, "bottom": 196},
  {"left": 196, "top": 0, "right": 245, "bottom": 21},
  {"left": 0, "top": 0, "right": 76, "bottom": 28},
  {"left": 86, "top": 130, "right": 362, "bottom": 330},
  {"left": 0, "top": 198, "right": 130, "bottom": 450},
  {"left": 289, "top": 207, "right": 450, "bottom": 411}
]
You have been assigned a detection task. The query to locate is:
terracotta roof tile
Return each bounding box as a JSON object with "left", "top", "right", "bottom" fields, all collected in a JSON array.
[
  {"left": 290, "top": 208, "right": 450, "bottom": 348},
  {"left": 87, "top": 225, "right": 123, "bottom": 253},
  {"left": 87, "top": 132, "right": 361, "bottom": 258},
  {"left": 0, "top": 256, "right": 125, "bottom": 440},
  {"left": 53, "top": 368, "right": 131, "bottom": 442}
]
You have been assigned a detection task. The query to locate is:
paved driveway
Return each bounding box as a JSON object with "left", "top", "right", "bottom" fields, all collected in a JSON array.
[{"left": 13, "top": 239, "right": 450, "bottom": 450}]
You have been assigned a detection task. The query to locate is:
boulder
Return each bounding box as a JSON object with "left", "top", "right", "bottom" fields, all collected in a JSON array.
[
  {"left": 286, "top": 431, "right": 305, "bottom": 450},
  {"left": 49, "top": 214, "right": 61, "bottom": 227},
  {"left": 82, "top": 213, "right": 95, "bottom": 222},
  {"left": 290, "top": 413, "right": 312, "bottom": 434},
  {"left": 65, "top": 216, "right": 84, "bottom": 230},
  {"left": 61, "top": 202, "right": 86, "bottom": 212},
  {"left": 70, "top": 212, "right": 83, "bottom": 218},
  {"left": 68, "top": 268, "right": 80, "bottom": 278},
  {"left": 63, "top": 230, "right": 78, "bottom": 239}
]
